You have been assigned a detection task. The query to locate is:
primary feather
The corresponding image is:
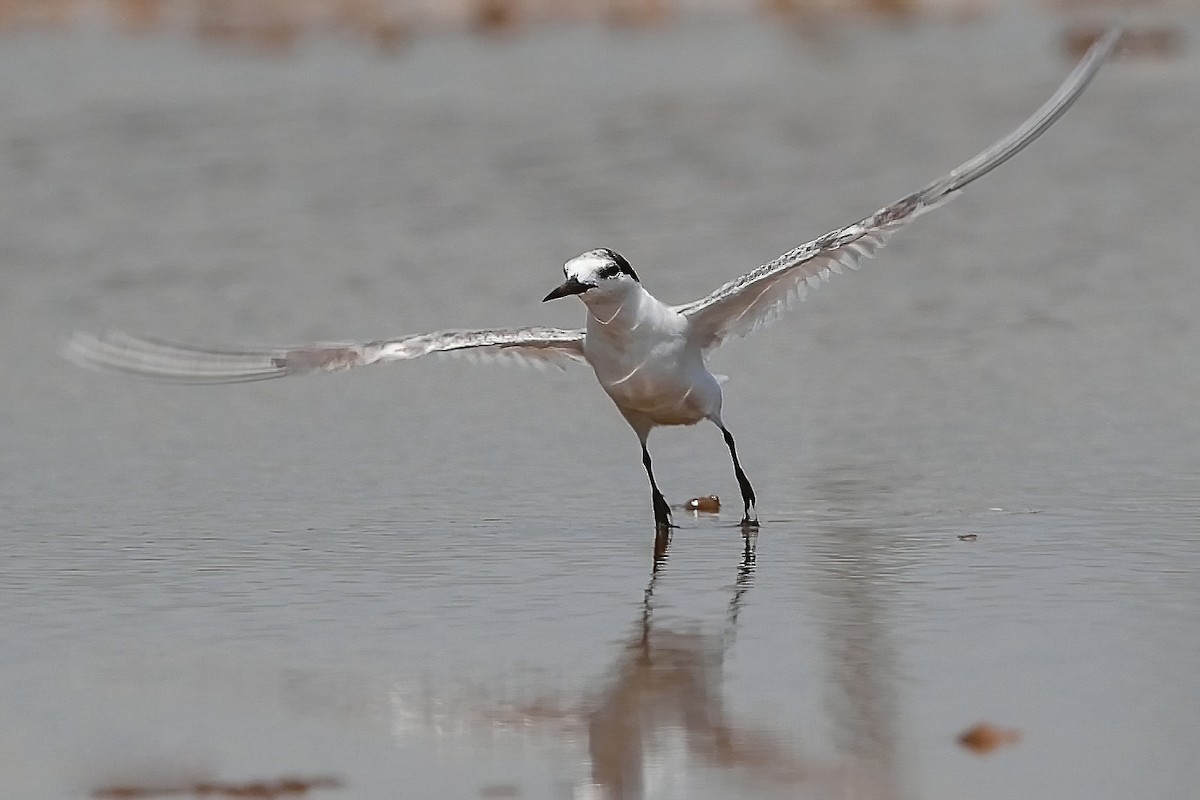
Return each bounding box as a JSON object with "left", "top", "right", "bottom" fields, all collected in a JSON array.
[
  {"left": 677, "top": 25, "right": 1122, "bottom": 350},
  {"left": 63, "top": 327, "right": 586, "bottom": 383}
]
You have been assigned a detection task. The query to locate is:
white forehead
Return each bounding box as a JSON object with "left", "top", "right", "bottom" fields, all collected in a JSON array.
[{"left": 564, "top": 250, "right": 613, "bottom": 280}]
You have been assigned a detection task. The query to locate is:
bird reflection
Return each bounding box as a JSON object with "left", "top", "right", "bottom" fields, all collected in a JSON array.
[
  {"left": 584, "top": 529, "right": 767, "bottom": 798},
  {"left": 583, "top": 484, "right": 913, "bottom": 800},
  {"left": 388, "top": 528, "right": 824, "bottom": 797},
  {"left": 389, "top": 518, "right": 908, "bottom": 799}
]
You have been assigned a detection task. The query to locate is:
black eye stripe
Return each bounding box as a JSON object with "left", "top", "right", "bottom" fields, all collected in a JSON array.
[
  {"left": 611, "top": 253, "right": 639, "bottom": 283},
  {"left": 596, "top": 249, "right": 640, "bottom": 283}
]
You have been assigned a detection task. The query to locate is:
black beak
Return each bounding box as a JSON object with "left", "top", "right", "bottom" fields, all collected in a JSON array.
[{"left": 542, "top": 277, "right": 592, "bottom": 302}]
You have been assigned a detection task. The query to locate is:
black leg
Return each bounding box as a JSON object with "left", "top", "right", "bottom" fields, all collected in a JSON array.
[
  {"left": 720, "top": 426, "right": 758, "bottom": 527},
  {"left": 641, "top": 443, "right": 674, "bottom": 531}
]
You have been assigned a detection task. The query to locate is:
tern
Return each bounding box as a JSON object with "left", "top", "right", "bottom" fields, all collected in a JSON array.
[{"left": 65, "top": 27, "right": 1121, "bottom": 531}]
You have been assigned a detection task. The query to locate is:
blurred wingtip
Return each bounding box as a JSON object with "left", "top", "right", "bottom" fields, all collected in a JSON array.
[
  {"left": 58, "top": 329, "right": 288, "bottom": 383},
  {"left": 60, "top": 329, "right": 108, "bottom": 373}
]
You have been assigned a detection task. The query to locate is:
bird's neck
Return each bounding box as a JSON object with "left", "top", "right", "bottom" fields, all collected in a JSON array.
[{"left": 583, "top": 284, "right": 657, "bottom": 328}]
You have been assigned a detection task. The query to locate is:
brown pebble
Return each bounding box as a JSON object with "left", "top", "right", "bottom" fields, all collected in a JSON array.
[
  {"left": 957, "top": 534, "right": 978, "bottom": 542},
  {"left": 686, "top": 495, "right": 721, "bottom": 513},
  {"left": 958, "top": 722, "right": 1021, "bottom": 755}
]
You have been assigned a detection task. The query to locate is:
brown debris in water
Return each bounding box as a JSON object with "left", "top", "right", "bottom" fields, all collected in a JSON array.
[
  {"left": 1062, "top": 23, "right": 1184, "bottom": 61},
  {"left": 111, "top": 0, "right": 167, "bottom": 33},
  {"left": 472, "top": 0, "right": 520, "bottom": 34},
  {"left": 0, "top": 0, "right": 1012, "bottom": 46},
  {"left": 957, "top": 533, "right": 978, "bottom": 541},
  {"left": 957, "top": 722, "right": 1021, "bottom": 755},
  {"left": 91, "top": 776, "right": 343, "bottom": 799},
  {"left": 607, "top": 0, "right": 671, "bottom": 28},
  {"left": 333, "top": 0, "right": 411, "bottom": 55},
  {"left": 193, "top": 1, "right": 303, "bottom": 54},
  {"left": 478, "top": 784, "right": 522, "bottom": 798},
  {"left": 685, "top": 495, "right": 721, "bottom": 513},
  {"left": 760, "top": 0, "right": 989, "bottom": 24}
]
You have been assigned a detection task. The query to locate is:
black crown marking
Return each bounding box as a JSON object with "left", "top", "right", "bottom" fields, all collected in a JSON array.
[{"left": 597, "top": 249, "right": 639, "bottom": 283}]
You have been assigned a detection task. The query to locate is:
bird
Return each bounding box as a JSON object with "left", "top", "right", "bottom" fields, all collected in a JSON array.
[{"left": 64, "top": 26, "right": 1121, "bottom": 532}]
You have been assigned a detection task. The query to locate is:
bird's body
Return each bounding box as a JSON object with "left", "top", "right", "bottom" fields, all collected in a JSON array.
[
  {"left": 581, "top": 279, "right": 718, "bottom": 430},
  {"left": 64, "top": 27, "right": 1122, "bottom": 530}
]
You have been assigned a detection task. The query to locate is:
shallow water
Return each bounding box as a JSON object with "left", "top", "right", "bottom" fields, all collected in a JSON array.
[{"left": 2, "top": 13, "right": 1200, "bottom": 800}]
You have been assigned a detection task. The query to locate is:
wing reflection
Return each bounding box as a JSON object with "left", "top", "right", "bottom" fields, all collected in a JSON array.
[{"left": 811, "top": 475, "right": 910, "bottom": 800}]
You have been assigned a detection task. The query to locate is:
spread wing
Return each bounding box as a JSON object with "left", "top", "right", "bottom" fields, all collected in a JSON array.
[
  {"left": 64, "top": 327, "right": 587, "bottom": 383},
  {"left": 678, "top": 25, "right": 1122, "bottom": 350}
]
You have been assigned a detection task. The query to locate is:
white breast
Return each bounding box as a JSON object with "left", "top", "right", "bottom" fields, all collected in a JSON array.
[{"left": 581, "top": 288, "right": 722, "bottom": 427}]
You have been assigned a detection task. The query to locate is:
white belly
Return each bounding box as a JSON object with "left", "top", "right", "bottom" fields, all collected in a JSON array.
[{"left": 585, "top": 333, "right": 721, "bottom": 427}]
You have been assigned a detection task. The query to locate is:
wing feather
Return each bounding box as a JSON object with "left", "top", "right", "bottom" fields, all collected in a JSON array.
[
  {"left": 678, "top": 25, "right": 1122, "bottom": 350},
  {"left": 64, "top": 326, "right": 586, "bottom": 384}
]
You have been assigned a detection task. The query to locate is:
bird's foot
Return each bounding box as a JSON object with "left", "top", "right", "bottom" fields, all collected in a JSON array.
[
  {"left": 735, "top": 479, "right": 757, "bottom": 531},
  {"left": 653, "top": 491, "right": 676, "bottom": 531}
]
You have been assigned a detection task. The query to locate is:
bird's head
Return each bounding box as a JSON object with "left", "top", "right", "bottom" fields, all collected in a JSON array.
[{"left": 542, "top": 248, "right": 640, "bottom": 304}]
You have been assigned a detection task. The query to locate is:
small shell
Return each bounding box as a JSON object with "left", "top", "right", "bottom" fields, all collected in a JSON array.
[{"left": 685, "top": 495, "right": 721, "bottom": 513}]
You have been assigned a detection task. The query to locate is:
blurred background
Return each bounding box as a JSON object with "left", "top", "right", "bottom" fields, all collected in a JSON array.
[
  {"left": 0, "top": 0, "right": 1190, "bottom": 51},
  {"left": 1, "top": 2, "right": 1198, "bottom": 800}
]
